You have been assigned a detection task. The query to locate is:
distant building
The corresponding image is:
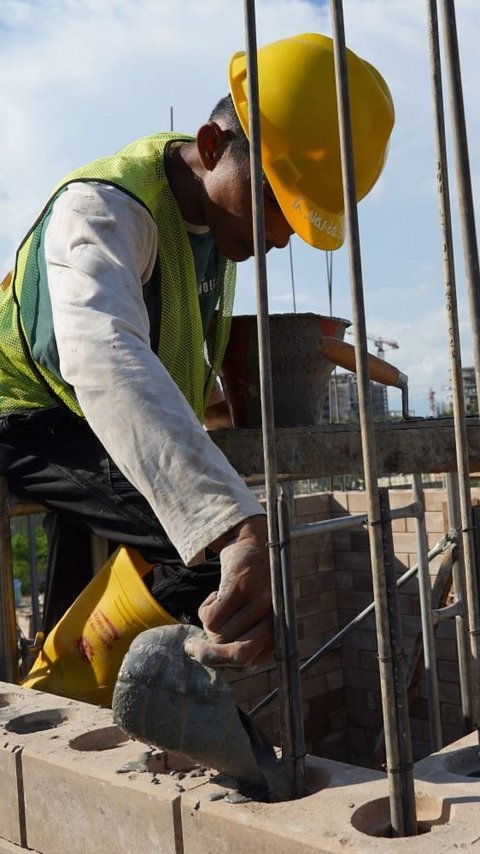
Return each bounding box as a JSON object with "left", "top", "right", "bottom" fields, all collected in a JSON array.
[
  {"left": 461, "top": 367, "right": 478, "bottom": 413},
  {"left": 444, "top": 366, "right": 478, "bottom": 414},
  {"left": 323, "top": 372, "right": 389, "bottom": 422}
]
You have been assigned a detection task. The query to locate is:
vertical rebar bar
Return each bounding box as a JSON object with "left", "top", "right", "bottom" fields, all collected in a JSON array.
[
  {"left": 379, "top": 489, "right": 417, "bottom": 835},
  {"left": 277, "top": 490, "right": 306, "bottom": 796},
  {"left": 0, "top": 478, "right": 18, "bottom": 683},
  {"left": 445, "top": 472, "right": 474, "bottom": 728},
  {"left": 439, "top": 0, "right": 480, "bottom": 399},
  {"left": 329, "top": 0, "right": 417, "bottom": 834},
  {"left": 435, "top": 0, "right": 480, "bottom": 731},
  {"left": 412, "top": 474, "right": 442, "bottom": 751},
  {"left": 242, "top": 0, "right": 297, "bottom": 794}
]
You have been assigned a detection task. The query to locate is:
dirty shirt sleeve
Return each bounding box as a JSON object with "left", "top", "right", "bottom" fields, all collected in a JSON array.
[{"left": 44, "top": 182, "right": 264, "bottom": 565}]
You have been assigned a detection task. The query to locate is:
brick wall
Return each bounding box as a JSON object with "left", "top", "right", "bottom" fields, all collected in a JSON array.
[
  {"left": 229, "top": 491, "right": 347, "bottom": 761},
  {"left": 331, "top": 487, "right": 474, "bottom": 767},
  {"left": 229, "top": 487, "right": 475, "bottom": 769}
]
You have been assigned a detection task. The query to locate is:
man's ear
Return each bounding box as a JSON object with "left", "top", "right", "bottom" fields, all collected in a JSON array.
[{"left": 196, "top": 122, "right": 229, "bottom": 171}]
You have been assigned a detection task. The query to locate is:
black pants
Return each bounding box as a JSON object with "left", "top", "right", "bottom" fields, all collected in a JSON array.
[{"left": 0, "top": 407, "right": 220, "bottom": 633}]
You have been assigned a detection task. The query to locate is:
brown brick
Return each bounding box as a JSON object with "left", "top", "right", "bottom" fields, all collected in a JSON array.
[
  {"left": 424, "top": 491, "right": 447, "bottom": 512},
  {"left": 352, "top": 571, "right": 374, "bottom": 593},
  {"left": 344, "top": 669, "right": 380, "bottom": 691},
  {"left": 359, "top": 650, "right": 379, "bottom": 672},
  {"left": 300, "top": 674, "right": 326, "bottom": 701},
  {"left": 437, "top": 659, "right": 461, "bottom": 684},
  {"left": 296, "top": 535, "right": 333, "bottom": 557},
  {"left": 292, "top": 555, "right": 318, "bottom": 578},
  {"left": 337, "top": 590, "right": 373, "bottom": 611},
  {"left": 230, "top": 672, "right": 270, "bottom": 704},
  {"left": 334, "top": 569, "right": 354, "bottom": 590},
  {"left": 345, "top": 492, "right": 368, "bottom": 512},
  {"left": 309, "top": 687, "right": 344, "bottom": 716},
  {"left": 296, "top": 593, "right": 333, "bottom": 618},
  {"left": 350, "top": 531, "right": 370, "bottom": 552},
  {"left": 325, "top": 669, "right": 343, "bottom": 692},
  {"left": 294, "top": 493, "right": 331, "bottom": 518},
  {"left": 335, "top": 551, "right": 371, "bottom": 571},
  {"left": 391, "top": 516, "right": 407, "bottom": 533},
  {"left": 331, "top": 491, "right": 350, "bottom": 510},
  {"left": 300, "top": 571, "right": 336, "bottom": 597},
  {"left": 392, "top": 531, "right": 418, "bottom": 553},
  {"left": 438, "top": 681, "right": 461, "bottom": 705},
  {"left": 441, "top": 702, "right": 465, "bottom": 726},
  {"left": 435, "top": 638, "right": 458, "bottom": 661},
  {"left": 300, "top": 610, "right": 338, "bottom": 639},
  {"left": 331, "top": 531, "right": 352, "bottom": 552}
]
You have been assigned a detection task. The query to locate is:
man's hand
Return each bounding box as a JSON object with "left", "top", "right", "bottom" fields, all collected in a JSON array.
[{"left": 184, "top": 515, "right": 274, "bottom": 668}]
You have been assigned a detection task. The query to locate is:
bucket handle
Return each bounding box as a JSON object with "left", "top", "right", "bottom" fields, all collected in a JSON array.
[{"left": 319, "top": 337, "right": 410, "bottom": 419}]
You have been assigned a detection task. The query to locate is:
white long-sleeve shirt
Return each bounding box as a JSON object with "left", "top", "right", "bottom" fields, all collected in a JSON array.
[{"left": 44, "top": 182, "right": 264, "bottom": 566}]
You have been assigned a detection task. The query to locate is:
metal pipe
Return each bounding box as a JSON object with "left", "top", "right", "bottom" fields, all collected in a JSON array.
[
  {"left": 277, "top": 492, "right": 306, "bottom": 797},
  {"left": 291, "top": 502, "right": 420, "bottom": 540},
  {"left": 412, "top": 474, "right": 442, "bottom": 751},
  {"left": 0, "top": 478, "right": 18, "bottom": 683},
  {"left": 330, "top": 0, "right": 416, "bottom": 835},
  {"left": 431, "top": 0, "right": 480, "bottom": 729},
  {"left": 250, "top": 534, "right": 453, "bottom": 717},
  {"left": 242, "top": 0, "right": 295, "bottom": 791},
  {"left": 445, "top": 472, "right": 474, "bottom": 729}
]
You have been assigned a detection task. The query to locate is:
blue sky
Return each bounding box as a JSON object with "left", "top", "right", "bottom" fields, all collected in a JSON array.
[{"left": 1, "top": 0, "right": 479, "bottom": 416}]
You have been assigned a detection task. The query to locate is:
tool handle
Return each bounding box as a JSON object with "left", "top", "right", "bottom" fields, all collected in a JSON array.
[{"left": 319, "top": 337, "right": 406, "bottom": 388}]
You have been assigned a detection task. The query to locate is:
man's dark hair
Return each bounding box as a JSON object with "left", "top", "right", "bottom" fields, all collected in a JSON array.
[{"left": 209, "top": 94, "right": 249, "bottom": 159}]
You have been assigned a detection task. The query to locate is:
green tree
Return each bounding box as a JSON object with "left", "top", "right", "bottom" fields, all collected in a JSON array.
[{"left": 11, "top": 525, "right": 47, "bottom": 596}]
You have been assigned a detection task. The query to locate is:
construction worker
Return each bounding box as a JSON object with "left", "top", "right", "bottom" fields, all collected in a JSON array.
[{"left": 0, "top": 33, "right": 394, "bottom": 685}]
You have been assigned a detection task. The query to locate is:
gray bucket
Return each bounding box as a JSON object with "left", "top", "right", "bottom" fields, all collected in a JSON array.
[{"left": 220, "top": 312, "right": 351, "bottom": 428}]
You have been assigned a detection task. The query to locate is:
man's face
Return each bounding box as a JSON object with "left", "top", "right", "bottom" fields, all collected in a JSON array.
[{"left": 202, "top": 149, "right": 293, "bottom": 262}]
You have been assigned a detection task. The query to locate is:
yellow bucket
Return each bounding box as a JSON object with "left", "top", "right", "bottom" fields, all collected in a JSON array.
[{"left": 22, "top": 546, "right": 178, "bottom": 706}]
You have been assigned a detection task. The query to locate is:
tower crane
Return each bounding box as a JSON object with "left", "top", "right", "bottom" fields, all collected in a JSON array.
[
  {"left": 367, "top": 334, "right": 399, "bottom": 359},
  {"left": 347, "top": 331, "right": 399, "bottom": 359}
]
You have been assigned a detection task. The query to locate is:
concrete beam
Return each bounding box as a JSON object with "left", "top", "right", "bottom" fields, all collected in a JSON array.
[{"left": 212, "top": 417, "right": 480, "bottom": 478}]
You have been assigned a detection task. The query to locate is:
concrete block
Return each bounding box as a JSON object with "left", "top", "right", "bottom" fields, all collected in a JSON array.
[
  {"left": 181, "top": 755, "right": 386, "bottom": 854},
  {"left": 0, "top": 744, "right": 23, "bottom": 847},
  {"left": 22, "top": 750, "right": 182, "bottom": 854},
  {"left": 0, "top": 682, "right": 206, "bottom": 854},
  {"left": 0, "top": 840, "right": 40, "bottom": 853}
]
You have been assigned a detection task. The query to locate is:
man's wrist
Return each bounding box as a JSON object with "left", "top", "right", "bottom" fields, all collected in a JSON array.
[{"left": 209, "top": 514, "right": 267, "bottom": 553}]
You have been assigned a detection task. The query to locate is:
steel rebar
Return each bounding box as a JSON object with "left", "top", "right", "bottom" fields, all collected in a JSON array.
[
  {"left": 330, "top": 0, "right": 417, "bottom": 835},
  {"left": 445, "top": 472, "right": 474, "bottom": 728},
  {"left": 379, "top": 489, "right": 417, "bottom": 836},
  {"left": 242, "top": 0, "right": 299, "bottom": 795},
  {"left": 430, "top": 0, "right": 480, "bottom": 729},
  {"left": 412, "top": 474, "right": 442, "bottom": 751},
  {"left": 277, "top": 493, "right": 306, "bottom": 796}
]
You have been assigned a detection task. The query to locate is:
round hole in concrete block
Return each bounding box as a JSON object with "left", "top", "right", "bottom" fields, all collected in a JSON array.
[
  {"left": 69, "top": 725, "right": 129, "bottom": 752},
  {"left": 444, "top": 746, "right": 480, "bottom": 779},
  {"left": 5, "top": 708, "right": 68, "bottom": 734},
  {"left": 351, "top": 794, "right": 451, "bottom": 838},
  {"left": 0, "top": 693, "right": 19, "bottom": 709}
]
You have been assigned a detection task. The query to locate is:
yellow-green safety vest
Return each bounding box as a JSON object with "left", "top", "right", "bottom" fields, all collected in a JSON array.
[{"left": 0, "top": 133, "right": 236, "bottom": 421}]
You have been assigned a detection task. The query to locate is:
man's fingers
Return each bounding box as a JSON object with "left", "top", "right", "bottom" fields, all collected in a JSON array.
[
  {"left": 184, "top": 614, "right": 274, "bottom": 669},
  {"left": 198, "top": 592, "right": 270, "bottom": 645}
]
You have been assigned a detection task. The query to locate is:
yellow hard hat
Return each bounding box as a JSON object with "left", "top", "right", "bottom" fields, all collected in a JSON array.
[{"left": 229, "top": 32, "right": 394, "bottom": 251}]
